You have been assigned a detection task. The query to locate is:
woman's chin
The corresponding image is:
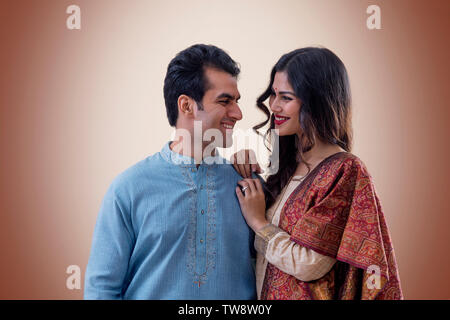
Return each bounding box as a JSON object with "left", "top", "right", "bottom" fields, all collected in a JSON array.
[{"left": 274, "top": 127, "right": 293, "bottom": 137}]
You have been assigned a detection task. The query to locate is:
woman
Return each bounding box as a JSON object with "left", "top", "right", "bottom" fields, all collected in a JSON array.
[{"left": 233, "top": 47, "right": 403, "bottom": 299}]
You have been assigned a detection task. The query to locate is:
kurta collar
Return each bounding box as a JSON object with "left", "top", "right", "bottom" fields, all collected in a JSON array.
[{"left": 160, "top": 141, "right": 223, "bottom": 167}]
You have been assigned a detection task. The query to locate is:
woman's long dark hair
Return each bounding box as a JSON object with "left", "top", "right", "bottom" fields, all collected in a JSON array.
[{"left": 254, "top": 47, "right": 353, "bottom": 208}]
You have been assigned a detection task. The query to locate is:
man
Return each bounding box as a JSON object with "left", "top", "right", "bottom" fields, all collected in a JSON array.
[{"left": 84, "top": 44, "right": 256, "bottom": 299}]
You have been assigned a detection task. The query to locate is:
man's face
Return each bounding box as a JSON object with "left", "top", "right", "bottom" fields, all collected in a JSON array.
[{"left": 193, "top": 67, "right": 242, "bottom": 148}]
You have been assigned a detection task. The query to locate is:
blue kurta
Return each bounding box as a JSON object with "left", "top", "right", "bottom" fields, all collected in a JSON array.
[{"left": 84, "top": 142, "right": 256, "bottom": 299}]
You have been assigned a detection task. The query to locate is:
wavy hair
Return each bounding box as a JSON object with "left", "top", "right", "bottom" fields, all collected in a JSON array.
[{"left": 254, "top": 47, "right": 353, "bottom": 208}]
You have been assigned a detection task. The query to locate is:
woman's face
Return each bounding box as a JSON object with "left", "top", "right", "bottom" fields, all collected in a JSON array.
[{"left": 269, "top": 71, "right": 302, "bottom": 136}]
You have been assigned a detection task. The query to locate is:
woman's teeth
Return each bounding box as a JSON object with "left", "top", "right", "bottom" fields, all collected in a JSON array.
[{"left": 275, "top": 116, "right": 289, "bottom": 121}]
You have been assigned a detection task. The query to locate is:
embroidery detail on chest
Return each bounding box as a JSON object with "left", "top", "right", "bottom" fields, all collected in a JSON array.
[{"left": 182, "top": 166, "right": 217, "bottom": 287}]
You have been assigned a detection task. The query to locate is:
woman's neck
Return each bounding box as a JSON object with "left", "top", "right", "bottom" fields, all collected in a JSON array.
[{"left": 294, "top": 139, "right": 345, "bottom": 176}]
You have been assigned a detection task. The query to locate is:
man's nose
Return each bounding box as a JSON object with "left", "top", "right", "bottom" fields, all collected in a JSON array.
[{"left": 228, "top": 102, "right": 243, "bottom": 121}]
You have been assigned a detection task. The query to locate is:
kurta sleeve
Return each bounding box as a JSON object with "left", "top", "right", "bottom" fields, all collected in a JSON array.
[
  {"left": 84, "top": 181, "right": 136, "bottom": 299},
  {"left": 255, "top": 224, "right": 336, "bottom": 282}
]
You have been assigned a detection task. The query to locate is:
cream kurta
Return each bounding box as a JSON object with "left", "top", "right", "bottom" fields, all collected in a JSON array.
[{"left": 255, "top": 176, "right": 337, "bottom": 299}]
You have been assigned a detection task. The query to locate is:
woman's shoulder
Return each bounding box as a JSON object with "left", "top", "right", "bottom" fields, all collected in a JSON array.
[
  {"left": 320, "top": 151, "right": 372, "bottom": 179},
  {"left": 332, "top": 151, "right": 365, "bottom": 165},
  {"left": 307, "top": 152, "right": 374, "bottom": 199}
]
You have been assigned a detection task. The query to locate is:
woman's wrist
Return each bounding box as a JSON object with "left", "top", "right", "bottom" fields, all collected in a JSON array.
[{"left": 250, "top": 218, "right": 270, "bottom": 233}]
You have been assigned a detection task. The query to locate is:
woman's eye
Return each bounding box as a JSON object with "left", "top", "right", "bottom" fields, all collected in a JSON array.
[{"left": 282, "top": 96, "right": 292, "bottom": 101}]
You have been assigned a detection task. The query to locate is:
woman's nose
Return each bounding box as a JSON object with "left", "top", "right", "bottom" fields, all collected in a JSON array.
[{"left": 269, "top": 97, "right": 282, "bottom": 113}]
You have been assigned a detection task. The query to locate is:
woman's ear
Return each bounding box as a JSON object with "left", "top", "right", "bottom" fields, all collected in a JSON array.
[{"left": 177, "top": 94, "right": 195, "bottom": 117}]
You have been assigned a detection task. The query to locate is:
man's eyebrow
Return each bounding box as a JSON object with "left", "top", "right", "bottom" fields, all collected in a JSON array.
[{"left": 216, "top": 93, "right": 240, "bottom": 101}]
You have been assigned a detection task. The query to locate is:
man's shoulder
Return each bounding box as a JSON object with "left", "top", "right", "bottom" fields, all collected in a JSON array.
[
  {"left": 211, "top": 160, "right": 241, "bottom": 179},
  {"left": 109, "top": 152, "right": 166, "bottom": 191},
  {"left": 210, "top": 159, "right": 265, "bottom": 183}
]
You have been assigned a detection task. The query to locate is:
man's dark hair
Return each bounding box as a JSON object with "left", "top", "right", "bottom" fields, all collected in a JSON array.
[{"left": 163, "top": 44, "right": 240, "bottom": 127}]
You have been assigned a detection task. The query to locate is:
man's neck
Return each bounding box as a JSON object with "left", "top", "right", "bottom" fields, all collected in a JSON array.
[{"left": 169, "top": 138, "right": 217, "bottom": 167}]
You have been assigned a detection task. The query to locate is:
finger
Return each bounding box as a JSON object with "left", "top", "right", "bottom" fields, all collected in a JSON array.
[
  {"left": 236, "top": 149, "right": 246, "bottom": 166},
  {"left": 234, "top": 162, "right": 242, "bottom": 177},
  {"left": 251, "top": 163, "right": 262, "bottom": 174},
  {"left": 237, "top": 180, "right": 249, "bottom": 188},
  {"left": 230, "top": 153, "right": 236, "bottom": 164},
  {"left": 244, "top": 150, "right": 251, "bottom": 178},
  {"left": 244, "top": 164, "right": 251, "bottom": 179},
  {"left": 235, "top": 186, "right": 244, "bottom": 202},
  {"left": 231, "top": 154, "right": 239, "bottom": 174},
  {"left": 238, "top": 163, "right": 248, "bottom": 178},
  {"left": 254, "top": 178, "right": 263, "bottom": 193},
  {"left": 248, "top": 150, "right": 257, "bottom": 173},
  {"left": 256, "top": 163, "right": 264, "bottom": 174},
  {"left": 237, "top": 180, "right": 250, "bottom": 196},
  {"left": 231, "top": 154, "right": 241, "bottom": 175},
  {"left": 244, "top": 178, "right": 257, "bottom": 194}
]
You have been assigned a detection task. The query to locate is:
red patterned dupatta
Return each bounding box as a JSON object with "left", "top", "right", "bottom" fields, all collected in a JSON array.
[{"left": 260, "top": 152, "right": 403, "bottom": 300}]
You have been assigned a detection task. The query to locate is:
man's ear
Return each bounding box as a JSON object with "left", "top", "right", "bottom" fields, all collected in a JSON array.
[{"left": 177, "top": 94, "right": 195, "bottom": 118}]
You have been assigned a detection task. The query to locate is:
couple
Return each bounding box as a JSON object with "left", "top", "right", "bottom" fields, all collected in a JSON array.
[{"left": 84, "top": 44, "right": 403, "bottom": 300}]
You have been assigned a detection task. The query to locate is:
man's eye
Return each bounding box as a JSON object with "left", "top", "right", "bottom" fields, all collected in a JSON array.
[{"left": 219, "top": 100, "right": 229, "bottom": 105}]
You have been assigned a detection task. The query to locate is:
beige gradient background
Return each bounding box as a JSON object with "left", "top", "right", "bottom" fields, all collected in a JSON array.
[{"left": 0, "top": 0, "right": 449, "bottom": 299}]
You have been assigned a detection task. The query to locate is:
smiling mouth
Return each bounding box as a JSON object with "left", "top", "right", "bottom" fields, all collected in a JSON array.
[
  {"left": 274, "top": 115, "right": 290, "bottom": 125},
  {"left": 221, "top": 122, "right": 235, "bottom": 130}
]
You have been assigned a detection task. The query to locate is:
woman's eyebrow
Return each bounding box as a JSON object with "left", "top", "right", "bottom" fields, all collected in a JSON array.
[
  {"left": 272, "top": 88, "right": 296, "bottom": 96},
  {"left": 278, "top": 91, "right": 296, "bottom": 95}
]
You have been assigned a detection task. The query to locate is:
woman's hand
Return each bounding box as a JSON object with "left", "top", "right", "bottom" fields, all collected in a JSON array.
[
  {"left": 231, "top": 149, "right": 263, "bottom": 178},
  {"left": 236, "top": 178, "right": 268, "bottom": 232}
]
